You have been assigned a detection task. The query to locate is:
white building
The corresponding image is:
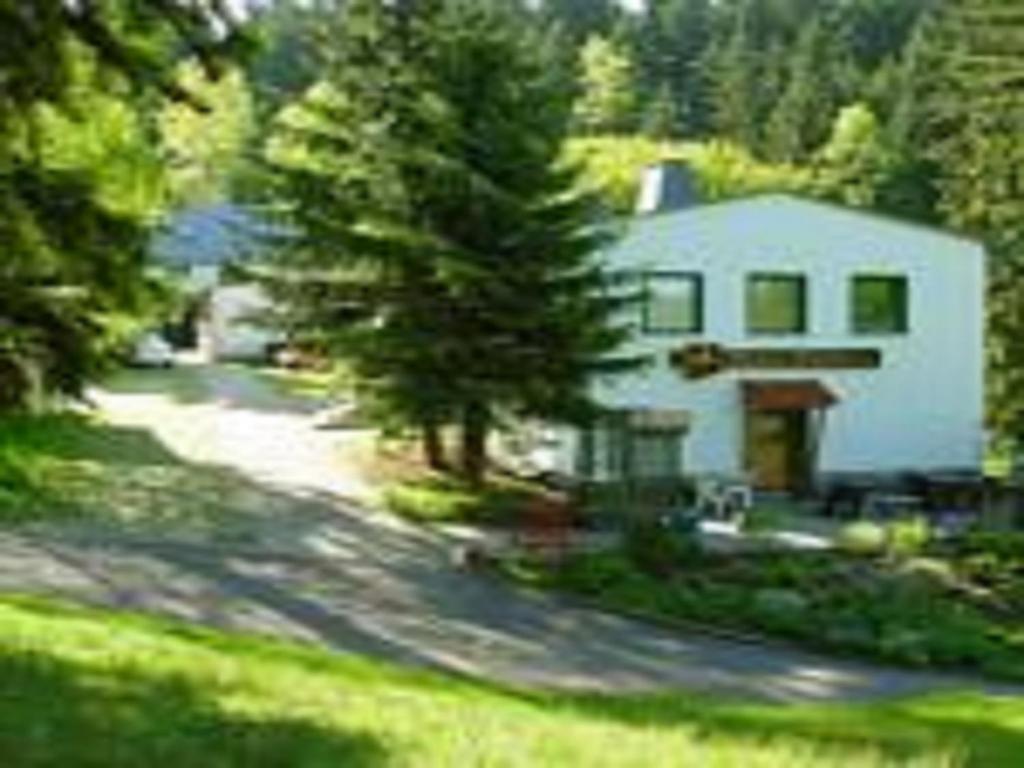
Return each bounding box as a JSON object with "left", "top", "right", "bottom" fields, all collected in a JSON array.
[
  {"left": 552, "top": 163, "right": 986, "bottom": 493},
  {"left": 153, "top": 204, "right": 283, "bottom": 362}
]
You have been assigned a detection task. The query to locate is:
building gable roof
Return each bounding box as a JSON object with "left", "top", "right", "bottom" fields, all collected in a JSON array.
[{"left": 626, "top": 193, "right": 982, "bottom": 250}]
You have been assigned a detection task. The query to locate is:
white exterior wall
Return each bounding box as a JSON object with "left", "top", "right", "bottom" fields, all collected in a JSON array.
[
  {"left": 201, "top": 284, "right": 282, "bottom": 362},
  {"left": 572, "top": 195, "right": 985, "bottom": 479}
]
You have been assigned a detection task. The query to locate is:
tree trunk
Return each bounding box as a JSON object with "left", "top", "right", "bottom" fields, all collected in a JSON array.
[
  {"left": 460, "top": 402, "right": 490, "bottom": 486},
  {"left": 422, "top": 420, "right": 447, "bottom": 471}
]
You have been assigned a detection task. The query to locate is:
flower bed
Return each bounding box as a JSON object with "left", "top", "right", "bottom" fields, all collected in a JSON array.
[{"left": 505, "top": 531, "right": 1024, "bottom": 680}]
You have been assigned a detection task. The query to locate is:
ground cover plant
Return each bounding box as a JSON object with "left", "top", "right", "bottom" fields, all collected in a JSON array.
[
  {"left": 0, "top": 371, "right": 290, "bottom": 537},
  {"left": 0, "top": 593, "right": 1021, "bottom": 767},
  {"left": 384, "top": 475, "right": 541, "bottom": 527},
  {"left": 506, "top": 528, "right": 1024, "bottom": 682}
]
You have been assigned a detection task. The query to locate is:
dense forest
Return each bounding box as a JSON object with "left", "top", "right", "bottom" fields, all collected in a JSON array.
[
  {"left": 1, "top": 0, "right": 1022, "bottom": 466},
  {"left": 242, "top": 0, "right": 1024, "bottom": 447}
]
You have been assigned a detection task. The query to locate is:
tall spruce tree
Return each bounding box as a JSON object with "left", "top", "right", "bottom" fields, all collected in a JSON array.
[
  {"left": 265, "top": 0, "right": 632, "bottom": 483},
  {"left": 706, "top": 17, "right": 760, "bottom": 149},
  {"left": 541, "top": 0, "right": 619, "bottom": 44},
  {"left": 573, "top": 34, "right": 639, "bottom": 135},
  {"left": 652, "top": 0, "right": 713, "bottom": 137},
  {"left": 764, "top": 18, "right": 850, "bottom": 162},
  {"left": 262, "top": 0, "right": 460, "bottom": 468},
  {"left": 923, "top": 0, "right": 1024, "bottom": 437}
]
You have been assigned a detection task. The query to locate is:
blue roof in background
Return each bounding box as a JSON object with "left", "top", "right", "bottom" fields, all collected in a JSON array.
[{"left": 151, "top": 203, "right": 279, "bottom": 268}]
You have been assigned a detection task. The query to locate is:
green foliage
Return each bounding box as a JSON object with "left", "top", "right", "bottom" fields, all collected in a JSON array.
[
  {"left": 886, "top": 517, "right": 931, "bottom": 558},
  {"left": 837, "top": 521, "right": 887, "bottom": 556},
  {"left": 246, "top": 0, "right": 324, "bottom": 120},
  {"left": 573, "top": 35, "right": 639, "bottom": 135},
  {"left": 622, "top": 519, "right": 698, "bottom": 576},
  {"left": 564, "top": 135, "right": 810, "bottom": 213},
  {"left": 160, "top": 63, "right": 255, "bottom": 205},
  {"left": 751, "top": 588, "right": 810, "bottom": 633},
  {"left": 638, "top": 0, "right": 713, "bottom": 138},
  {"left": 0, "top": 1, "right": 245, "bottom": 410},
  {"left": 740, "top": 503, "right": 792, "bottom": 536},
  {"left": 383, "top": 477, "right": 536, "bottom": 527},
  {"left": 764, "top": 19, "right": 854, "bottom": 162},
  {"left": 1, "top": 594, "right": 1020, "bottom": 766},
  {"left": 527, "top": 547, "right": 1024, "bottom": 680},
  {"left": 916, "top": 0, "right": 1024, "bottom": 439},
  {"left": 262, "top": 0, "right": 634, "bottom": 482},
  {"left": 957, "top": 531, "right": 1024, "bottom": 561},
  {"left": 542, "top": 0, "right": 620, "bottom": 44}
]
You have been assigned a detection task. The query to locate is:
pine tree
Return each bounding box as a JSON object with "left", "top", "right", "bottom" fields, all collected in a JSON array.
[
  {"left": 764, "top": 19, "right": 849, "bottom": 162},
  {"left": 264, "top": 0, "right": 632, "bottom": 483},
  {"left": 812, "top": 103, "right": 896, "bottom": 208},
  {"left": 653, "top": 0, "right": 713, "bottom": 137},
  {"left": 923, "top": 0, "right": 1024, "bottom": 437},
  {"left": 876, "top": 16, "right": 944, "bottom": 223},
  {"left": 541, "top": 0, "right": 619, "bottom": 44},
  {"left": 573, "top": 35, "right": 639, "bottom": 135},
  {"left": 0, "top": 1, "right": 246, "bottom": 408},
  {"left": 641, "top": 81, "right": 683, "bottom": 140},
  {"left": 706, "top": 18, "right": 760, "bottom": 149}
]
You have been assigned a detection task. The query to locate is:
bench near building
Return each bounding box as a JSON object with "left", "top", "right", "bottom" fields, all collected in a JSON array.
[{"left": 544, "top": 163, "right": 986, "bottom": 494}]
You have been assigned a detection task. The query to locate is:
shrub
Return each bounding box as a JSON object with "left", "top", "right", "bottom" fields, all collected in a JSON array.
[
  {"left": 740, "top": 504, "right": 791, "bottom": 536},
  {"left": 751, "top": 588, "right": 809, "bottom": 633},
  {"left": 958, "top": 532, "right": 1024, "bottom": 561},
  {"left": 622, "top": 519, "right": 697, "bottom": 577},
  {"left": 878, "top": 627, "right": 931, "bottom": 666},
  {"left": 384, "top": 483, "right": 475, "bottom": 523},
  {"left": 383, "top": 479, "right": 534, "bottom": 526},
  {"left": 886, "top": 517, "right": 930, "bottom": 558},
  {"left": 837, "top": 521, "right": 887, "bottom": 556},
  {"left": 555, "top": 552, "right": 639, "bottom": 594}
]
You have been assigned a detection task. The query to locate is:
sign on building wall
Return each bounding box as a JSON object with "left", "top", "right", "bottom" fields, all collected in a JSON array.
[{"left": 671, "top": 344, "right": 882, "bottom": 380}]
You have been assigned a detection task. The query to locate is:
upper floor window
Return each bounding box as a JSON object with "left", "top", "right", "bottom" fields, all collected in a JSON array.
[
  {"left": 852, "top": 275, "right": 909, "bottom": 334},
  {"left": 747, "top": 273, "right": 807, "bottom": 334},
  {"left": 642, "top": 272, "right": 703, "bottom": 334}
]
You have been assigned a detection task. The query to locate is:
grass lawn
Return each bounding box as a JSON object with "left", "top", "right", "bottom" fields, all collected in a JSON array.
[
  {"left": 0, "top": 406, "right": 281, "bottom": 535},
  {"left": 0, "top": 593, "right": 1020, "bottom": 767},
  {"left": 246, "top": 364, "right": 340, "bottom": 401},
  {"left": 102, "top": 365, "right": 211, "bottom": 403},
  {"left": 383, "top": 474, "right": 542, "bottom": 527}
]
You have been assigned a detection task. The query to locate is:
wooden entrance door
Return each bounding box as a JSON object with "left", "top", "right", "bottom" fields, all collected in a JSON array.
[{"left": 745, "top": 410, "right": 808, "bottom": 492}]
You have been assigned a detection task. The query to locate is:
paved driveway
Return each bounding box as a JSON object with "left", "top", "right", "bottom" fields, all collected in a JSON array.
[{"left": 2, "top": 364, "right": 1017, "bottom": 703}]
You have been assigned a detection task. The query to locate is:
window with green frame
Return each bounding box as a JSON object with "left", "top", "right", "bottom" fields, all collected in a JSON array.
[
  {"left": 629, "top": 429, "right": 683, "bottom": 479},
  {"left": 643, "top": 272, "right": 703, "bottom": 334},
  {"left": 852, "top": 275, "right": 909, "bottom": 334},
  {"left": 577, "top": 416, "right": 684, "bottom": 481},
  {"left": 746, "top": 273, "right": 807, "bottom": 334}
]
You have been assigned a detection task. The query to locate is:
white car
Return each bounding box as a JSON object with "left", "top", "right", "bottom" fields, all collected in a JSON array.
[{"left": 131, "top": 332, "right": 174, "bottom": 368}]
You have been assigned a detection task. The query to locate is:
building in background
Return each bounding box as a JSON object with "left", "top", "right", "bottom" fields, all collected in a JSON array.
[
  {"left": 543, "top": 163, "right": 986, "bottom": 492},
  {"left": 152, "top": 203, "right": 283, "bottom": 362}
]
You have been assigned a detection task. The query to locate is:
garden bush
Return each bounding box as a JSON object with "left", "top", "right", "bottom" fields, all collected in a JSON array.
[
  {"left": 740, "top": 504, "right": 791, "bottom": 536},
  {"left": 623, "top": 519, "right": 698, "bottom": 576},
  {"left": 751, "top": 588, "right": 809, "bottom": 633},
  {"left": 837, "top": 521, "right": 887, "bottom": 556},
  {"left": 513, "top": 545, "right": 1024, "bottom": 681},
  {"left": 957, "top": 531, "right": 1024, "bottom": 561},
  {"left": 885, "top": 517, "right": 930, "bottom": 558},
  {"left": 384, "top": 478, "right": 535, "bottom": 526}
]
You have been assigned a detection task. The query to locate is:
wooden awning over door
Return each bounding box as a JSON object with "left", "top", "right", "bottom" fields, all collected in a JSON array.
[{"left": 742, "top": 379, "right": 838, "bottom": 411}]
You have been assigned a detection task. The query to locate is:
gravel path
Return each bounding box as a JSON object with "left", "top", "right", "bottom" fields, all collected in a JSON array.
[{"left": 4, "top": 364, "right": 1017, "bottom": 703}]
